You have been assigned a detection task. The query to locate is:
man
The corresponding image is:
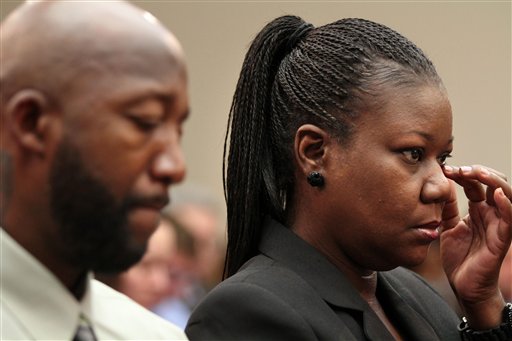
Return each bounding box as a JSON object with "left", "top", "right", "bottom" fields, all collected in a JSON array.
[{"left": 1, "top": 1, "right": 189, "bottom": 339}]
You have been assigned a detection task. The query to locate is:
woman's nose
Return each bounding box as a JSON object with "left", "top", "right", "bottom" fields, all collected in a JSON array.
[{"left": 420, "top": 163, "right": 451, "bottom": 204}]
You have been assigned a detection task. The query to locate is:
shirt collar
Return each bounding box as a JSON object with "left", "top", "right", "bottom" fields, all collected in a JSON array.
[{"left": 1, "top": 229, "right": 93, "bottom": 340}]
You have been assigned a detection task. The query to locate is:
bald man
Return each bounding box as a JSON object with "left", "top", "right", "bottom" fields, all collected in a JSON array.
[{"left": 1, "top": 1, "right": 189, "bottom": 340}]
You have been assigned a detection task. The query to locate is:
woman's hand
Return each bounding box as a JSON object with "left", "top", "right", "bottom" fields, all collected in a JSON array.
[{"left": 440, "top": 165, "right": 511, "bottom": 329}]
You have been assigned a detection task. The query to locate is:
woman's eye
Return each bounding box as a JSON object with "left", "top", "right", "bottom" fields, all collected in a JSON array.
[
  {"left": 401, "top": 148, "right": 423, "bottom": 164},
  {"left": 438, "top": 153, "right": 452, "bottom": 166}
]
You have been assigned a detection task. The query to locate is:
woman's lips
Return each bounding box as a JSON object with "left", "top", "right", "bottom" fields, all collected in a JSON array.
[{"left": 414, "top": 221, "right": 441, "bottom": 241}]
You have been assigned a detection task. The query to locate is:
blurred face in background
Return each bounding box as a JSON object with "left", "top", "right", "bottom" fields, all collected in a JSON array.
[
  {"left": 173, "top": 204, "right": 224, "bottom": 288},
  {"left": 116, "top": 220, "right": 177, "bottom": 308}
]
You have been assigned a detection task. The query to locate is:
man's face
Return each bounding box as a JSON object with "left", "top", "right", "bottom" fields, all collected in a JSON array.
[{"left": 49, "top": 41, "right": 189, "bottom": 273}]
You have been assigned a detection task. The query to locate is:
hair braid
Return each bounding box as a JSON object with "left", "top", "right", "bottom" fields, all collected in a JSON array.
[{"left": 223, "top": 16, "right": 312, "bottom": 277}]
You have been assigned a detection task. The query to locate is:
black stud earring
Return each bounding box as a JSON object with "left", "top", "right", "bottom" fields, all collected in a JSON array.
[{"left": 307, "top": 171, "right": 324, "bottom": 187}]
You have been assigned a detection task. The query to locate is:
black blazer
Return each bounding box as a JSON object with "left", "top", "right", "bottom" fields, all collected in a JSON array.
[{"left": 186, "top": 218, "right": 461, "bottom": 340}]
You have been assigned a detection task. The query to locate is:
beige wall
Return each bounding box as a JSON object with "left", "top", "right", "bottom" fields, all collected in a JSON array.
[{"left": 2, "top": 1, "right": 510, "bottom": 218}]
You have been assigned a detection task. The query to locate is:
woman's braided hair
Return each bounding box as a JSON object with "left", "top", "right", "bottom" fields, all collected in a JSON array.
[{"left": 223, "top": 15, "right": 442, "bottom": 277}]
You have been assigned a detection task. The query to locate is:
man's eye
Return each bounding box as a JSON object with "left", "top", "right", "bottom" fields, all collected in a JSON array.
[
  {"left": 401, "top": 148, "right": 423, "bottom": 164},
  {"left": 129, "top": 116, "right": 159, "bottom": 131}
]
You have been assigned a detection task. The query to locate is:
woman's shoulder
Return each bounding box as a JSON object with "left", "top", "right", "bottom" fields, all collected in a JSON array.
[
  {"left": 186, "top": 261, "right": 462, "bottom": 341},
  {"left": 202, "top": 253, "right": 319, "bottom": 305},
  {"left": 185, "top": 254, "right": 326, "bottom": 340}
]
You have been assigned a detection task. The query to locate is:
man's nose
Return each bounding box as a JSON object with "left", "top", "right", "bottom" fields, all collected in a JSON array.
[{"left": 150, "top": 134, "right": 186, "bottom": 186}]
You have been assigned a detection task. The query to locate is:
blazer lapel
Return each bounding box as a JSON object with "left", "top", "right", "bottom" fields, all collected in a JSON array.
[{"left": 378, "top": 272, "right": 441, "bottom": 340}]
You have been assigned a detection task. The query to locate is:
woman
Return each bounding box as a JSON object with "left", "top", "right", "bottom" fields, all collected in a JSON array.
[{"left": 186, "top": 16, "right": 512, "bottom": 340}]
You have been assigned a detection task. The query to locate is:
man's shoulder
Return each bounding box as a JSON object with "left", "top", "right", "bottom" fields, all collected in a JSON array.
[{"left": 90, "top": 279, "right": 187, "bottom": 340}]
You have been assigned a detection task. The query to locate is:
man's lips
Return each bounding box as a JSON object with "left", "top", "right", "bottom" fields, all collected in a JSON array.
[{"left": 129, "top": 195, "right": 169, "bottom": 211}]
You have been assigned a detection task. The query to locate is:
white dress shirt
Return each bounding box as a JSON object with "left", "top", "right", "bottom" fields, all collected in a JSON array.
[{"left": 1, "top": 229, "right": 188, "bottom": 340}]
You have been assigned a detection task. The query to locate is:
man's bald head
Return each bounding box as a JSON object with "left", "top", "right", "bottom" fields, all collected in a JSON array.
[{"left": 0, "top": 0, "right": 185, "bottom": 109}]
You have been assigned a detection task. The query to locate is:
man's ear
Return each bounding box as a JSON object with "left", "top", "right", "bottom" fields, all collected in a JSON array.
[
  {"left": 5, "top": 89, "right": 54, "bottom": 155},
  {"left": 294, "top": 124, "right": 331, "bottom": 175}
]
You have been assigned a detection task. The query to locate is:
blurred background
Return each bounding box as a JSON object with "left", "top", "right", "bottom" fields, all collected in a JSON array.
[{"left": 2, "top": 0, "right": 511, "bottom": 319}]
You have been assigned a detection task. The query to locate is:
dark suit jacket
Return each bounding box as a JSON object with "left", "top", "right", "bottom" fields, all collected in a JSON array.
[{"left": 186, "top": 218, "right": 461, "bottom": 340}]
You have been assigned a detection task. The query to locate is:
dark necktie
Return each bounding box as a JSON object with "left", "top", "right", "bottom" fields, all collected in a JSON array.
[{"left": 73, "top": 315, "right": 97, "bottom": 341}]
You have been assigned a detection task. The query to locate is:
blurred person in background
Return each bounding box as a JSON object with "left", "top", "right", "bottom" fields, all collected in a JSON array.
[
  {"left": 147, "top": 184, "right": 225, "bottom": 327},
  {"left": 165, "top": 184, "right": 225, "bottom": 292},
  {"left": 152, "top": 214, "right": 200, "bottom": 329}
]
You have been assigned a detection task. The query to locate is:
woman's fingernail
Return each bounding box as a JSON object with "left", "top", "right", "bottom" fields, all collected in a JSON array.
[
  {"left": 460, "top": 166, "right": 472, "bottom": 173},
  {"left": 496, "top": 187, "right": 505, "bottom": 198},
  {"left": 443, "top": 165, "right": 453, "bottom": 172}
]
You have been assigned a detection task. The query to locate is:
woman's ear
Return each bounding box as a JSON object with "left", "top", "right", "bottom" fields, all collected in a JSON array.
[
  {"left": 294, "top": 124, "right": 331, "bottom": 175},
  {"left": 5, "top": 89, "right": 54, "bottom": 155}
]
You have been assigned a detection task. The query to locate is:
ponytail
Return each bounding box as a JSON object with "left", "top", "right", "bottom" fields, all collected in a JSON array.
[{"left": 223, "top": 16, "right": 312, "bottom": 278}]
